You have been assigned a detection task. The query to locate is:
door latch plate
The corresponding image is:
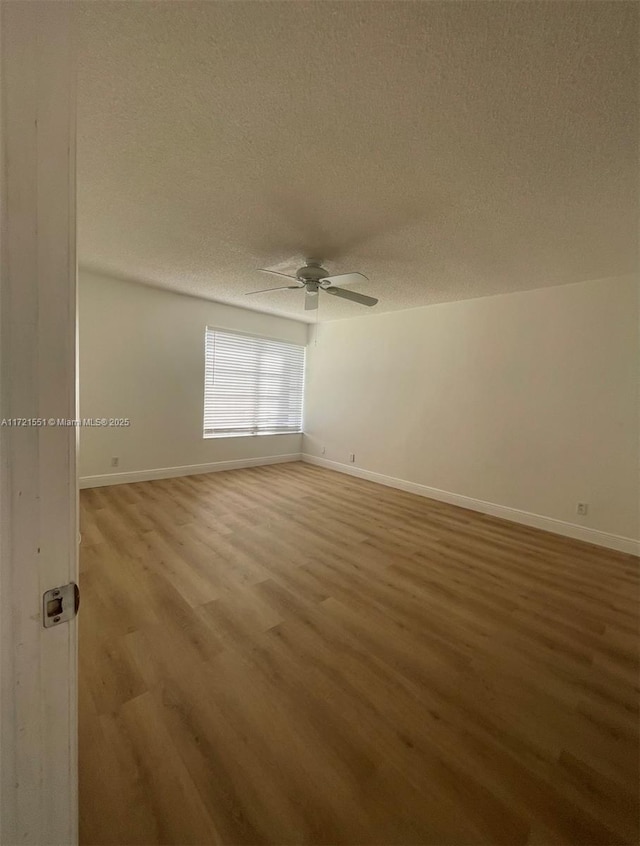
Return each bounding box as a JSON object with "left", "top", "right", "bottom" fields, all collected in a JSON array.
[{"left": 43, "top": 582, "right": 79, "bottom": 628}]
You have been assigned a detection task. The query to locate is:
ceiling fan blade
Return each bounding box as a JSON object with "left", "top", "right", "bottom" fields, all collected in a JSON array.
[
  {"left": 324, "top": 287, "right": 378, "bottom": 307},
  {"left": 246, "top": 285, "right": 301, "bottom": 295},
  {"left": 304, "top": 291, "right": 319, "bottom": 311},
  {"left": 258, "top": 269, "right": 299, "bottom": 282},
  {"left": 319, "top": 272, "right": 368, "bottom": 287}
]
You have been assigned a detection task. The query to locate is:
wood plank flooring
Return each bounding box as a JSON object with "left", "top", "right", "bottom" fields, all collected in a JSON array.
[{"left": 79, "top": 462, "right": 639, "bottom": 846}]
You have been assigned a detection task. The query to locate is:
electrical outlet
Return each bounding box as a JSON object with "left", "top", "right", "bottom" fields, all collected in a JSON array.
[
  {"left": 576, "top": 502, "right": 588, "bottom": 516},
  {"left": 349, "top": 453, "right": 356, "bottom": 463},
  {"left": 111, "top": 457, "right": 119, "bottom": 468}
]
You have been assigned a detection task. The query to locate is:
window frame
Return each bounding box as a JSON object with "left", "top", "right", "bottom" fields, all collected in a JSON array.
[{"left": 202, "top": 326, "right": 306, "bottom": 439}]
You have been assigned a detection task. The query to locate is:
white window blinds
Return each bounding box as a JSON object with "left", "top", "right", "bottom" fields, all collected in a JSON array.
[{"left": 203, "top": 329, "right": 305, "bottom": 437}]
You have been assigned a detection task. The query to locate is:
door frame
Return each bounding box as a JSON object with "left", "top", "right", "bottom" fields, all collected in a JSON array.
[{"left": 1, "top": 2, "right": 78, "bottom": 843}]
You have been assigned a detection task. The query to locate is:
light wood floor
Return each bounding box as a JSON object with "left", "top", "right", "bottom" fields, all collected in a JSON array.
[{"left": 79, "top": 462, "right": 639, "bottom": 846}]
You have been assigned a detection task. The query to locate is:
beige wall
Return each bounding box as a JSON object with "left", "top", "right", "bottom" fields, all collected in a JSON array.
[
  {"left": 303, "top": 276, "right": 639, "bottom": 543},
  {"left": 78, "top": 271, "right": 307, "bottom": 482}
]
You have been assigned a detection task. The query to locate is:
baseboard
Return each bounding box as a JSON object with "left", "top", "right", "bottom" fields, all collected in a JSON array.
[
  {"left": 79, "top": 453, "right": 302, "bottom": 489},
  {"left": 302, "top": 455, "right": 639, "bottom": 556}
]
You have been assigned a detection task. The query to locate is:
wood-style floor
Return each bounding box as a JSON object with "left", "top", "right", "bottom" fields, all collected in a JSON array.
[{"left": 79, "top": 462, "right": 639, "bottom": 846}]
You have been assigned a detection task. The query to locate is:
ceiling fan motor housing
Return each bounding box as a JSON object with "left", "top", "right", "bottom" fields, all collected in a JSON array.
[{"left": 297, "top": 261, "right": 329, "bottom": 285}]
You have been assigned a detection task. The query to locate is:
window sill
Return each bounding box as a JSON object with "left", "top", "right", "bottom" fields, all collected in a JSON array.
[{"left": 203, "top": 431, "right": 303, "bottom": 440}]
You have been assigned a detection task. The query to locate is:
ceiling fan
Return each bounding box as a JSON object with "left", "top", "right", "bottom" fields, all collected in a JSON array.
[{"left": 246, "top": 259, "right": 378, "bottom": 311}]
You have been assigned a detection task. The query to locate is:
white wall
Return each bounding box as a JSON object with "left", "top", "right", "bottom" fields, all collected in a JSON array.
[
  {"left": 78, "top": 271, "right": 307, "bottom": 483},
  {"left": 304, "top": 276, "right": 639, "bottom": 547}
]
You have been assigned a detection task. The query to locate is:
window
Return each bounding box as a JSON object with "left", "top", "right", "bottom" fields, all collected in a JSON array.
[{"left": 203, "top": 328, "right": 305, "bottom": 437}]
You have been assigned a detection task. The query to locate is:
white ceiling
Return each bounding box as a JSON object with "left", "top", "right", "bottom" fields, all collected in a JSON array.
[{"left": 76, "top": 1, "right": 638, "bottom": 323}]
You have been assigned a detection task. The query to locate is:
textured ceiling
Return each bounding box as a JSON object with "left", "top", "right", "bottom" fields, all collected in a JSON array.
[{"left": 76, "top": 1, "right": 638, "bottom": 323}]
